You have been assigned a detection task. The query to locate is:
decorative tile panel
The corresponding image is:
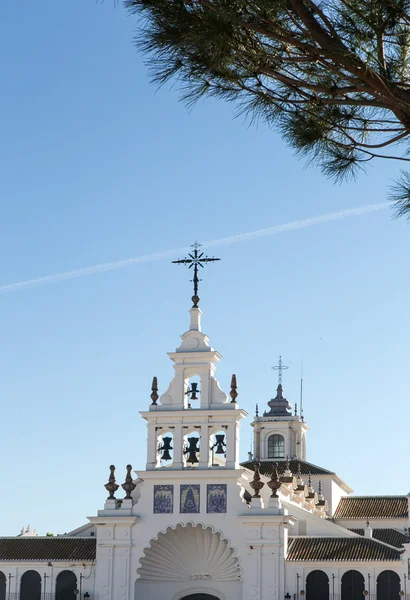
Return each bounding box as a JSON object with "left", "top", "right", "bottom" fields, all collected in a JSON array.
[
  {"left": 153, "top": 485, "right": 174, "bottom": 514},
  {"left": 180, "top": 484, "right": 200, "bottom": 513},
  {"left": 207, "top": 484, "right": 227, "bottom": 513}
]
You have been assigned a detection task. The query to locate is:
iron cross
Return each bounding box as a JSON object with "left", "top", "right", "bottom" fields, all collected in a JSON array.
[
  {"left": 272, "top": 355, "right": 289, "bottom": 386},
  {"left": 172, "top": 242, "right": 220, "bottom": 307}
]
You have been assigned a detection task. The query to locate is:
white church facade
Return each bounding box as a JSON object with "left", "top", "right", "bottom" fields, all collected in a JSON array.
[{"left": 1, "top": 259, "right": 410, "bottom": 600}]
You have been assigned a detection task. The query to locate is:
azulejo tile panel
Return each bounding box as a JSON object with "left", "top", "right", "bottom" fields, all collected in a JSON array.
[
  {"left": 153, "top": 485, "right": 174, "bottom": 514},
  {"left": 207, "top": 484, "right": 227, "bottom": 513},
  {"left": 180, "top": 484, "right": 200, "bottom": 513}
]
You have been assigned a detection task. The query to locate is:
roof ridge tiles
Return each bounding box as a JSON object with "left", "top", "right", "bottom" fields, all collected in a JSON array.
[
  {"left": 345, "top": 495, "right": 407, "bottom": 498},
  {"left": 286, "top": 536, "right": 402, "bottom": 562}
]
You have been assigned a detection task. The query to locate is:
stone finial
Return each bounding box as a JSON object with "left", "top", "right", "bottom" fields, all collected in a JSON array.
[
  {"left": 316, "top": 480, "right": 326, "bottom": 507},
  {"left": 255, "top": 403, "right": 259, "bottom": 417},
  {"left": 267, "top": 462, "right": 282, "bottom": 498},
  {"left": 295, "top": 462, "right": 305, "bottom": 491},
  {"left": 104, "top": 465, "right": 119, "bottom": 500},
  {"left": 121, "top": 465, "right": 136, "bottom": 500},
  {"left": 306, "top": 473, "right": 315, "bottom": 499},
  {"left": 250, "top": 462, "right": 265, "bottom": 498},
  {"left": 230, "top": 374, "right": 238, "bottom": 403},
  {"left": 280, "top": 456, "right": 293, "bottom": 484},
  {"left": 151, "top": 377, "right": 159, "bottom": 405}
]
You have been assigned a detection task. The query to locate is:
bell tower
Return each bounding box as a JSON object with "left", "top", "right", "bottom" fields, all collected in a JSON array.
[
  {"left": 140, "top": 244, "right": 247, "bottom": 471},
  {"left": 252, "top": 357, "right": 308, "bottom": 461}
]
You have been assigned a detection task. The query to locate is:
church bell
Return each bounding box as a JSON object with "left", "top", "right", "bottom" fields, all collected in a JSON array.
[
  {"left": 184, "top": 436, "right": 200, "bottom": 464},
  {"left": 160, "top": 436, "right": 173, "bottom": 461},
  {"left": 186, "top": 382, "right": 200, "bottom": 401},
  {"left": 214, "top": 434, "right": 226, "bottom": 455}
]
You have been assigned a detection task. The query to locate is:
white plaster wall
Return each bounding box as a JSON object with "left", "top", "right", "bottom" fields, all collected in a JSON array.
[
  {"left": 285, "top": 561, "right": 408, "bottom": 597},
  {"left": 334, "top": 517, "right": 408, "bottom": 530},
  {"left": 129, "top": 470, "right": 248, "bottom": 597},
  {"left": 135, "top": 580, "right": 242, "bottom": 600},
  {"left": 0, "top": 562, "right": 95, "bottom": 597}
]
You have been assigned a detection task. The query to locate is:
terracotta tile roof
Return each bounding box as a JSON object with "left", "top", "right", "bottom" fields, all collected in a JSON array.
[
  {"left": 286, "top": 536, "right": 403, "bottom": 562},
  {"left": 241, "top": 459, "right": 334, "bottom": 477},
  {"left": 334, "top": 496, "right": 408, "bottom": 520},
  {"left": 0, "top": 537, "right": 96, "bottom": 561},
  {"left": 349, "top": 528, "right": 410, "bottom": 549}
]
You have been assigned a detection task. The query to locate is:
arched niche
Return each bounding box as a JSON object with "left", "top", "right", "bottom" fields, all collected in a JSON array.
[
  {"left": 21, "top": 570, "right": 41, "bottom": 600},
  {"left": 306, "top": 570, "right": 329, "bottom": 600},
  {"left": 56, "top": 570, "right": 77, "bottom": 600},
  {"left": 341, "top": 570, "right": 365, "bottom": 600},
  {"left": 137, "top": 523, "right": 242, "bottom": 582},
  {"left": 377, "top": 570, "right": 401, "bottom": 600},
  {"left": 0, "top": 572, "right": 5, "bottom": 600}
]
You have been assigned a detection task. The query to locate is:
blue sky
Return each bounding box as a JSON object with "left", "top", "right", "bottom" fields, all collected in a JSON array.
[{"left": 0, "top": 1, "right": 409, "bottom": 536}]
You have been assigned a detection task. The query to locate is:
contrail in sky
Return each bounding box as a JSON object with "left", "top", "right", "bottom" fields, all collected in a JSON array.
[{"left": 0, "top": 202, "right": 389, "bottom": 294}]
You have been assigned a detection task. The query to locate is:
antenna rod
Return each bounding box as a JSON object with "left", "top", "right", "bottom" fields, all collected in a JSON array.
[{"left": 300, "top": 358, "right": 304, "bottom": 419}]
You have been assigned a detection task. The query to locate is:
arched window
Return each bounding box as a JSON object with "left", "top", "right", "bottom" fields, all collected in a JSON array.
[
  {"left": 21, "top": 571, "right": 41, "bottom": 600},
  {"left": 0, "top": 572, "right": 6, "bottom": 600},
  {"left": 377, "top": 570, "right": 401, "bottom": 600},
  {"left": 56, "top": 570, "right": 77, "bottom": 600},
  {"left": 306, "top": 570, "right": 329, "bottom": 600},
  {"left": 342, "top": 570, "right": 365, "bottom": 600},
  {"left": 268, "top": 434, "right": 285, "bottom": 459}
]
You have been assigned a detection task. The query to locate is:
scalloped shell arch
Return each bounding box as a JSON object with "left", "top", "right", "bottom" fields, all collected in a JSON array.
[{"left": 137, "top": 523, "right": 241, "bottom": 581}]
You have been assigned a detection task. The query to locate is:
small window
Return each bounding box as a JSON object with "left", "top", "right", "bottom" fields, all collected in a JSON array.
[{"left": 268, "top": 434, "right": 285, "bottom": 458}]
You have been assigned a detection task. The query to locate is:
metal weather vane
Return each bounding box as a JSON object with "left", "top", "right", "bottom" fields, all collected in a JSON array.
[
  {"left": 272, "top": 355, "right": 289, "bottom": 386},
  {"left": 172, "top": 242, "right": 220, "bottom": 307}
]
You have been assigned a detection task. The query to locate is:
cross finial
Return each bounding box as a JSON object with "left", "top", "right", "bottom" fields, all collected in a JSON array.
[
  {"left": 272, "top": 355, "right": 289, "bottom": 386},
  {"left": 172, "top": 242, "right": 221, "bottom": 308}
]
